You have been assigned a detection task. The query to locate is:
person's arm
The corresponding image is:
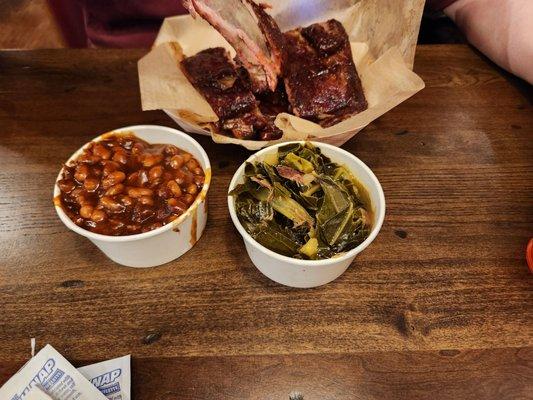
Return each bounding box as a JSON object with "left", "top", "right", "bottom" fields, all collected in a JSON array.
[{"left": 444, "top": 0, "right": 533, "bottom": 83}]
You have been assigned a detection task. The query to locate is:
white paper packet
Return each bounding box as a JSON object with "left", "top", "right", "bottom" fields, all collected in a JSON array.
[
  {"left": 77, "top": 355, "right": 131, "bottom": 400},
  {"left": 24, "top": 387, "right": 53, "bottom": 400},
  {"left": 0, "top": 344, "right": 107, "bottom": 400}
]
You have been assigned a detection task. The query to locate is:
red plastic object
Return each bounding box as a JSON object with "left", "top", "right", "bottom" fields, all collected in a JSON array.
[{"left": 527, "top": 239, "right": 533, "bottom": 272}]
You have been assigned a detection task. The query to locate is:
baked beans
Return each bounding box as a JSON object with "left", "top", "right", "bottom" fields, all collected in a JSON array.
[{"left": 57, "top": 133, "right": 205, "bottom": 235}]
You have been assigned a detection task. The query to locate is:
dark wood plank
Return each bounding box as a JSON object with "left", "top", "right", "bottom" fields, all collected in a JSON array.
[
  {"left": 0, "top": 348, "right": 531, "bottom": 400},
  {"left": 0, "top": 46, "right": 532, "bottom": 398}
]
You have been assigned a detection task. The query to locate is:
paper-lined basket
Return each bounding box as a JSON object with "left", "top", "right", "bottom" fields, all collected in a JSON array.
[{"left": 138, "top": 0, "right": 426, "bottom": 150}]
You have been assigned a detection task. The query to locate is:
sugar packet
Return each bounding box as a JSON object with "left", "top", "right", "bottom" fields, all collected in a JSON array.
[
  {"left": 0, "top": 344, "right": 107, "bottom": 400},
  {"left": 78, "top": 355, "right": 131, "bottom": 400}
]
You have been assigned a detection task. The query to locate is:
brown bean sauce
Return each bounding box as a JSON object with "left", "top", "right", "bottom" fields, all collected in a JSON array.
[{"left": 57, "top": 133, "right": 205, "bottom": 236}]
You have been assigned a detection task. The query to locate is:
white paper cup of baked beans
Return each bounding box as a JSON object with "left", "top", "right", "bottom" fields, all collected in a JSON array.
[
  {"left": 53, "top": 125, "right": 211, "bottom": 268},
  {"left": 227, "top": 141, "right": 385, "bottom": 288}
]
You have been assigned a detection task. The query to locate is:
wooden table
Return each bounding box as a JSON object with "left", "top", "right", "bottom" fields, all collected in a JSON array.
[{"left": 0, "top": 45, "right": 531, "bottom": 399}]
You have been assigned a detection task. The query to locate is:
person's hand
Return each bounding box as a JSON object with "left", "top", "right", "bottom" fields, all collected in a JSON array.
[{"left": 445, "top": 0, "right": 533, "bottom": 83}]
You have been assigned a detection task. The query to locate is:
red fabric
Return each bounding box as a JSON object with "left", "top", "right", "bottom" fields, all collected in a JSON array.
[
  {"left": 51, "top": 0, "right": 188, "bottom": 48},
  {"left": 52, "top": 0, "right": 460, "bottom": 48},
  {"left": 427, "top": 0, "right": 459, "bottom": 11},
  {"left": 48, "top": 0, "right": 87, "bottom": 47}
]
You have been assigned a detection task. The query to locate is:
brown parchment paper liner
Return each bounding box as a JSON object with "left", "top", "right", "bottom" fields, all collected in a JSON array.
[{"left": 138, "top": 0, "right": 425, "bottom": 150}]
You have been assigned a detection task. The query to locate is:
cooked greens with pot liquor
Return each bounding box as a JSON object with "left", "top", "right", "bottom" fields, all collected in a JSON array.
[{"left": 230, "top": 143, "right": 372, "bottom": 259}]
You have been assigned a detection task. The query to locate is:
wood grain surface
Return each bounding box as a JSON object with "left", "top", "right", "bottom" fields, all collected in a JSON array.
[{"left": 0, "top": 45, "right": 532, "bottom": 399}]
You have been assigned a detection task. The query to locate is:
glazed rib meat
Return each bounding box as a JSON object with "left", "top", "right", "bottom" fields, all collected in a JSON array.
[
  {"left": 181, "top": 47, "right": 255, "bottom": 119},
  {"left": 181, "top": 47, "right": 282, "bottom": 140},
  {"left": 183, "top": 0, "right": 284, "bottom": 93},
  {"left": 180, "top": 2, "right": 367, "bottom": 139},
  {"left": 283, "top": 19, "right": 367, "bottom": 126}
]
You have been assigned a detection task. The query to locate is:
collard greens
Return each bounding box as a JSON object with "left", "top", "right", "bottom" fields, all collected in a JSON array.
[{"left": 230, "top": 143, "right": 372, "bottom": 259}]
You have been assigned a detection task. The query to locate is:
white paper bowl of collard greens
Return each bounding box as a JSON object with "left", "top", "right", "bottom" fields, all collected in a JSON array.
[{"left": 228, "top": 141, "right": 385, "bottom": 288}]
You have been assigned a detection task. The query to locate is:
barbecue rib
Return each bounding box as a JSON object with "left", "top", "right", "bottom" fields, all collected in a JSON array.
[
  {"left": 183, "top": 0, "right": 284, "bottom": 93},
  {"left": 180, "top": 1, "right": 367, "bottom": 138},
  {"left": 181, "top": 47, "right": 282, "bottom": 140},
  {"left": 283, "top": 19, "right": 367, "bottom": 125}
]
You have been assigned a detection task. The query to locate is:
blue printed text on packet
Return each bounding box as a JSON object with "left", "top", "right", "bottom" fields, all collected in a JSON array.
[
  {"left": 78, "top": 355, "right": 131, "bottom": 400},
  {"left": 0, "top": 345, "right": 107, "bottom": 400}
]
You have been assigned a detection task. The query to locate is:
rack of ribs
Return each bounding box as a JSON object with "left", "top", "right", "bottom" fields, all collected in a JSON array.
[
  {"left": 181, "top": 47, "right": 282, "bottom": 140},
  {"left": 283, "top": 19, "right": 368, "bottom": 126},
  {"left": 180, "top": 1, "right": 367, "bottom": 139},
  {"left": 183, "top": 0, "right": 284, "bottom": 93}
]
